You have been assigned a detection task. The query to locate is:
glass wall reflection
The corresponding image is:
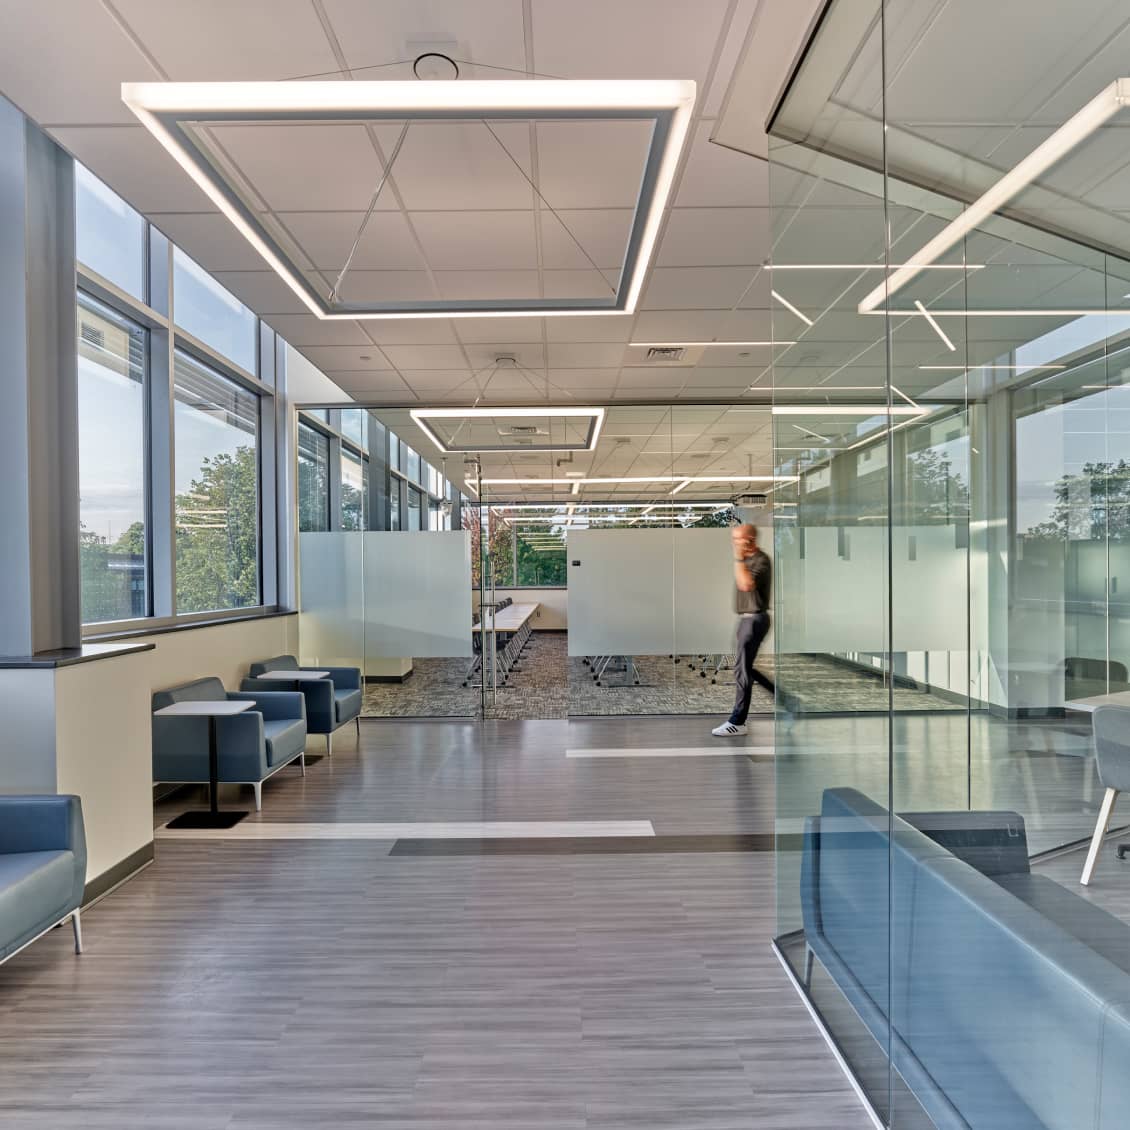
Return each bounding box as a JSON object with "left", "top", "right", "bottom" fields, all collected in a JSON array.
[{"left": 771, "top": 1, "right": 1130, "bottom": 1126}]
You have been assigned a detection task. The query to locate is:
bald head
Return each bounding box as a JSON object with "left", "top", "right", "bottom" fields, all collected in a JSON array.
[{"left": 731, "top": 523, "right": 758, "bottom": 555}]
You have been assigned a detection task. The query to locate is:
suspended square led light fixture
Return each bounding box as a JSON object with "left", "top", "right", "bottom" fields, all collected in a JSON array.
[
  {"left": 121, "top": 79, "right": 696, "bottom": 320},
  {"left": 410, "top": 406, "right": 605, "bottom": 453}
]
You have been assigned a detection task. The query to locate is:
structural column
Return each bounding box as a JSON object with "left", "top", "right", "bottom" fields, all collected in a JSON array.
[{"left": 0, "top": 96, "right": 79, "bottom": 657}]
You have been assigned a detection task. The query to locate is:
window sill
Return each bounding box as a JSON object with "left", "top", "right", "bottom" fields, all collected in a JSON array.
[{"left": 83, "top": 607, "right": 297, "bottom": 643}]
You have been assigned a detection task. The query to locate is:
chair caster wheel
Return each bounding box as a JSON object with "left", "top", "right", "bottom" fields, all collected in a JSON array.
[
  {"left": 711, "top": 679, "right": 717, "bottom": 685},
  {"left": 596, "top": 681, "right": 602, "bottom": 686},
  {"left": 1118, "top": 845, "right": 1130, "bottom": 861}
]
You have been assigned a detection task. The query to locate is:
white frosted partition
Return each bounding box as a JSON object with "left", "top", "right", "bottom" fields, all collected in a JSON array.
[
  {"left": 298, "top": 532, "right": 364, "bottom": 668},
  {"left": 673, "top": 528, "right": 737, "bottom": 655},
  {"left": 568, "top": 528, "right": 737, "bottom": 656},
  {"left": 363, "top": 531, "right": 472, "bottom": 658}
]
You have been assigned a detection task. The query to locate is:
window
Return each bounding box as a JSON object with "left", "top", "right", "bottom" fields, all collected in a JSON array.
[
  {"left": 77, "top": 295, "right": 148, "bottom": 623},
  {"left": 75, "top": 165, "right": 146, "bottom": 300},
  {"left": 406, "top": 445, "right": 421, "bottom": 485},
  {"left": 173, "top": 247, "right": 258, "bottom": 372},
  {"left": 390, "top": 482, "right": 401, "bottom": 530},
  {"left": 341, "top": 408, "right": 367, "bottom": 450},
  {"left": 391, "top": 437, "right": 404, "bottom": 473},
  {"left": 297, "top": 421, "right": 330, "bottom": 532},
  {"left": 173, "top": 350, "right": 260, "bottom": 612},
  {"left": 407, "top": 486, "right": 422, "bottom": 531},
  {"left": 341, "top": 448, "right": 367, "bottom": 530}
]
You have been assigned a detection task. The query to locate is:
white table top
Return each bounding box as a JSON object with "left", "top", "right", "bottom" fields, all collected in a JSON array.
[
  {"left": 1067, "top": 690, "right": 1130, "bottom": 714},
  {"left": 154, "top": 700, "right": 254, "bottom": 716},
  {"left": 473, "top": 602, "right": 539, "bottom": 633},
  {"left": 257, "top": 669, "right": 329, "bottom": 681}
]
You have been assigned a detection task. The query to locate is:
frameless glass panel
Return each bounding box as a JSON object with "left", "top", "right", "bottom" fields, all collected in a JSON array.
[
  {"left": 173, "top": 247, "right": 258, "bottom": 373},
  {"left": 173, "top": 350, "right": 260, "bottom": 612},
  {"left": 297, "top": 421, "right": 329, "bottom": 532},
  {"left": 341, "top": 447, "right": 365, "bottom": 530},
  {"left": 75, "top": 165, "right": 146, "bottom": 300},
  {"left": 77, "top": 295, "right": 148, "bottom": 622}
]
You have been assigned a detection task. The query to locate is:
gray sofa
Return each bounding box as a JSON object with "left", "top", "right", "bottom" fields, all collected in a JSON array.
[
  {"left": 0, "top": 795, "right": 86, "bottom": 966},
  {"left": 244, "top": 655, "right": 362, "bottom": 756},
  {"left": 152, "top": 677, "right": 307, "bottom": 811},
  {"left": 802, "top": 787, "right": 1130, "bottom": 1130}
]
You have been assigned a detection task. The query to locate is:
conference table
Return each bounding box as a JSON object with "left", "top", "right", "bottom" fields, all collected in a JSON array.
[
  {"left": 466, "top": 602, "right": 539, "bottom": 688},
  {"left": 1066, "top": 690, "right": 1130, "bottom": 713}
]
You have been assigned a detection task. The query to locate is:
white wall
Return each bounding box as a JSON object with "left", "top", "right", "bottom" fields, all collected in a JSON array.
[{"left": 494, "top": 588, "right": 568, "bottom": 629}]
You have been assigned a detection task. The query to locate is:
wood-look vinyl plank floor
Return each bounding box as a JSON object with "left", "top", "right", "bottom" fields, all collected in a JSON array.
[{"left": 1, "top": 718, "right": 872, "bottom": 1130}]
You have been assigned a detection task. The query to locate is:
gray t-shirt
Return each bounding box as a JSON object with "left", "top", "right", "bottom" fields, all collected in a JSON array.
[{"left": 735, "top": 549, "right": 771, "bottom": 615}]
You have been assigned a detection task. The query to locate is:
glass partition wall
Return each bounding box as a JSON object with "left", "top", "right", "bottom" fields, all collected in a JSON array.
[{"left": 771, "top": 1, "right": 1130, "bottom": 1126}]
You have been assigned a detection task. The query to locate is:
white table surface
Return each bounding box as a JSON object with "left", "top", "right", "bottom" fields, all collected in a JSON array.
[
  {"left": 1066, "top": 690, "right": 1130, "bottom": 714},
  {"left": 473, "top": 602, "right": 539, "bottom": 633},
  {"left": 153, "top": 700, "right": 254, "bottom": 716},
  {"left": 256, "top": 670, "right": 330, "bottom": 681}
]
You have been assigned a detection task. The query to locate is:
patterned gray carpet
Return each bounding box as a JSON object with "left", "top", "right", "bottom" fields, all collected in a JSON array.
[{"left": 361, "top": 632, "right": 961, "bottom": 720}]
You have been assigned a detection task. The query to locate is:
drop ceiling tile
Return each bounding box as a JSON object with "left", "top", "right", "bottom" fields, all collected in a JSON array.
[
  {"left": 51, "top": 126, "right": 215, "bottom": 213},
  {"left": 642, "top": 267, "right": 754, "bottom": 309},
  {"left": 0, "top": 6, "right": 159, "bottom": 126},
  {"left": 630, "top": 308, "right": 773, "bottom": 342},
  {"left": 539, "top": 209, "right": 634, "bottom": 270},
  {"left": 435, "top": 270, "right": 541, "bottom": 300},
  {"left": 265, "top": 314, "right": 371, "bottom": 347},
  {"left": 113, "top": 0, "right": 340, "bottom": 81},
  {"left": 616, "top": 368, "right": 695, "bottom": 388},
  {"left": 303, "top": 346, "right": 398, "bottom": 372},
  {"left": 535, "top": 121, "right": 654, "bottom": 209},
  {"left": 328, "top": 270, "right": 436, "bottom": 303},
  {"left": 325, "top": 370, "right": 412, "bottom": 395},
  {"left": 410, "top": 211, "right": 538, "bottom": 270},
  {"left": 702, "top": 0, "right": 763, "bottom": 117},
  {"left": 532, "top": 0, "right": 729, "bottom": 86},
  {"left": 545, "top": 316, "right": 634, "bottom": 343},
  {"left": 658, "top": 208, "right": 768, "bottom": 267},
  {"left": 206, "top": 124, "right": 394, "bottom": 212},
  {"left": 391, "top": 122, "right": 534, "bottom": 210},
  {"left": 463, "top": 344, "right": 548, "bottom": 370},
  {"left": 547, "top": 343, "right": 628, "bottom": 368},
  {"left": 675, "top": 122, "right": 769, "bottom": 208},
  {"left": 148, "top": 211, "right": 267, "bottom": 272},
  {"left": 277, "top": 211, "right": 425, "bottom": 272},
  {"left": 546, "top": 368, "right": 622, "bottom": 390},
  {"left": 381, "top": 344, "right": 469, "bottom": 370},
  {"left": 211, "top": 271, "right": 310, "bottom": 315},
  {"left": 543, "top": 270, "right": 620, "bottom": 300},
  {"left": 401, "top": 370, "right": 477, "bottom": 391},
  {"left": 321, "top": 0, "right": 527, "bottom": 75},
  {"left": 364, "top": 319, "right": 458, "bottom": 346},
  {"left": 455, "top": 318, "right": 545, "bottom": 344}
]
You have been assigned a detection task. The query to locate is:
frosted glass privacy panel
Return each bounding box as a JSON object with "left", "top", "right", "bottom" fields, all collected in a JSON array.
[
  {"left": 672, "top": 527, "right": 739, "bottom": 656},
  {"left": 298, "top": 532, "right": 364, "bottom": 668},
  {"left": 568, "top": 529, "right": 676, "bottom": 656},
  {"left": 363, "top": 531, "right": 472, "bottom": 658}
]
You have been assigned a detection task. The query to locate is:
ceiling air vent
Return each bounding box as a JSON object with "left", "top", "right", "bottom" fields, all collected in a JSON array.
[
  {"left": 509, "top": 424, "right": 541, "bottom": 434},
  {"left": 646, "top": 346, "right": 685, "bottom": 362},
  {"left": 80, "top": 321, "right": 104, "bottom": 348}
]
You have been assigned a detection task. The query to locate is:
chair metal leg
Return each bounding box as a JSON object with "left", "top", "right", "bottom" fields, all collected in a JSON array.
[
  {"left": 326, "top": 732, "right": 333, "bottom": 758},
  {"left": 253, "top": 781, "right": 263, "bottom": 812},
  {"left": 356, "top": 715, "right": 361, "bottom": 739},
  {"left": 71, "top": 909, "right": 83, "bottom": 954},
  {"left": 1082, "top": 787, "right": 1118, "bottom": 885},
  {"left": 300, "top": 751, "right": 306, "bottom": 777},
  {"left": 803, "top": 943, "right": 814, "bottom": 988}
]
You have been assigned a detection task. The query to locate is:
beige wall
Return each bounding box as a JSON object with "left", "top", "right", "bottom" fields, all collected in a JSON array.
[
  {"left": 132, "top": 614, "right": 300, "bottom": 694},
  {"left": 494, "top": 589, "right": 568, "bottom": 630}
]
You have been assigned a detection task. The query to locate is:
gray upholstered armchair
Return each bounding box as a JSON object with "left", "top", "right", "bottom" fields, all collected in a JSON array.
[
  {"left": 243, "top": 655, "right": 362, "bottom": 756},
  {"left": 152, "top": 676, "right": 307, "bottom": 811},
  {"left": 1082, "top": 704, "right": 1130, "bottom": 884},
  {"left": 0, "top": 795, "right": 87, "bottom": 966}
]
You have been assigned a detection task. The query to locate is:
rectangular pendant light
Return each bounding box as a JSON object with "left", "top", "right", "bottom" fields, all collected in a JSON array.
[{"left": 122, "top": 79, "right": 695, "bottom": 320}]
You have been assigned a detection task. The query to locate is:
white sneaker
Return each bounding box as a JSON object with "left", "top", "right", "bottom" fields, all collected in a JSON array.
[{"left": 712, "top": 722, "right": 747, "bottom": 737}]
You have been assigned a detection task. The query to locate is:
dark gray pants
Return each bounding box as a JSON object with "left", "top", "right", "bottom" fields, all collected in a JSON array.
[{"left": 729, "top": 612, "right": 774, "bottom": 725}]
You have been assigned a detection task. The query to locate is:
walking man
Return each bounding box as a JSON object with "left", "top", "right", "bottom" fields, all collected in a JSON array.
[{"left": 712, "top": 523, "right": 775, "bottom": 737}]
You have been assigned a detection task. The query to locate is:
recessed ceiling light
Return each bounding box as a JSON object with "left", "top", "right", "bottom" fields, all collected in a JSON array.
[
  {"left": 914, "top": 300, "right": 957, "bottom": 351},
  {"left": 918, "top": 364, "right": 1065, "bottom": 372},
  {"left": 768, "top": 263, "right": 985, "bottom": 271},
  {"left": 629, "top": 340, "right": 796, "bottom": 348},
  {"left": 772, "top": 405, "right": 927, "bottom": 416},
  {"left": 122, "top": 78, "right": 695, "bottom": 320}
]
